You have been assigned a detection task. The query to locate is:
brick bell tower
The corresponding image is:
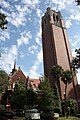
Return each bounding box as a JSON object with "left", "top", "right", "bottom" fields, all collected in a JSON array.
[{"left": 42, "top": 7, "right": 80, "bottom": 101}]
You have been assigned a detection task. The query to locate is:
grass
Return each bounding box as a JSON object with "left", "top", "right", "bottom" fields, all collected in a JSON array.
[
  {"left": 9, "top": 116, "right": 80, "bottom": 120},
  {"left": 11, "top": 117, "right": 25, "bottom": 120},
  {"left": 58, "top": 116, "right": 80, "bottom": 120}
]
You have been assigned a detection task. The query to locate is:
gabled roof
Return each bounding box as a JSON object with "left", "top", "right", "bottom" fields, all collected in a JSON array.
[
  {"left": 9, "top": 68, "right": 27, "bottom": 86},
  {"left": 9, "top": 67, "right": 40, "bottom": 90}
]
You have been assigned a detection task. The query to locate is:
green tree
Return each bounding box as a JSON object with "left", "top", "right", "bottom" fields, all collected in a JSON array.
[
  {"left": 75, "top": 0, "right": 80, "bottom": 5},
  {"left": 1, "top": 89, "right": 12, "bottom": 110},
  {"left": 26, "top": 88, "right": 38, "bottom": 109},
  {"left": 11, "top": 79, "right": 38, "bottom": 110},
  {"left": 38, "top": 76, "right": 54, "bottom": 111},
  {"left": 0, "top": 69, "right": 9, "bottom": 94},
  {"left": 61, "top": 70, "right": 73, "bottom": 98},
  {"left": 72, "top": 48, "right": 80, "bottom": 69},
  {"left": 0, "top": 7, "right": 8, "bottom": 29},
  {"left": 52, "top": 86, "right": 61, "bottom": 113},
  {"left": 51, "top": 65, "right": 63, "bottom": 111},
  {"left": 61, "top": 70, "right": 73, "bottom": 116},
  {"left": 11, "top": 81, "right": 27, "bottom": 109},
  {"left": 51, "top": 65, "right": 63, "bottom": 80},
  {"left": 66, "top": 99, "right": 76, "bottom": 115}
]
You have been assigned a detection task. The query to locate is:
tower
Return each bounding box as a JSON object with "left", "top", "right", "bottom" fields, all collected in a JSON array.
[{"left": 42, "top": 7, "right": 80, "bottom": 100}]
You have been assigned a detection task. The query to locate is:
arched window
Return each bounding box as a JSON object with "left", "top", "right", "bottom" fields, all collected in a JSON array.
[
  {"left": 44, "top": 19, "right": 47, "bottom": 25},
  {"left": 56, "top": 15, "right": 59, "bottom": 22},
  {"left": 53, "top": 14, "right": 55, "bottom": 21}
]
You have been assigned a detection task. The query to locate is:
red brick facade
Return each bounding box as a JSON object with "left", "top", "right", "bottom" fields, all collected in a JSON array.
[{"left": 9, "top": 66, "right": 40, "bottom": 91}]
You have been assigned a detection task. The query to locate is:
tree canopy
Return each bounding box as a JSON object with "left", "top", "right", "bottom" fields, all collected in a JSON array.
[
  {"left": 75, "top": 0, "right": 80, "bottom": 5},
  {"left": 0, "top": 69, "right": 9, "bottom": 94},
  {"left": 38, "top": 76, "right": 55, "bottom": 111},
  {"left": 0, "top": 8, "right": 8, "bottom": 29},
  {"left": 51, "top": 65, "right": 63, "bottom": 80},
  {"left": 72, "top": 48, "right": 80, "bottom": 69}
]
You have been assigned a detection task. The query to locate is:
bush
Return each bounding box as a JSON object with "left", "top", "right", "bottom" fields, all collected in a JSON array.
[
  {"left": 76, "top": 114, "right": 80, "bottom": 118},
  {"left": 0, "top": 111, "right": 14, "bottom": 119}
]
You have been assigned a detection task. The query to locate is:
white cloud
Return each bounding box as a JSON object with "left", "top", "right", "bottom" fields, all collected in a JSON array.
[
  {"left": 35, "top": 18, "right": 42, "bottom": 46},
  {"left": 72, "top": 49, "right": 76, "bottom": 58},
  {"left": 70, "top": 12, "right": 80, "bottom": 22},
  {"left": 0, "top": 30, "right": 10, "bottom": 42},
  {"left": 0, "top": 45, "right": 18, "bottom": 73},
  {"left": 22, "top": 0, "right": 40, "bottom": 8},
  {"left": 51, "top": 0, "right": 74, "bottom": 10},
  {"left": 36, "top": 48, "right": 43, "bottom": 64},
  {"left": 71, "top": 34, "right": 80, "bottom": 48},
  {"left": 36, "top": 8, "right": 42, "bottom": 17},
  {"left": 1, "top": 1, "right": 10, "bottom": 8},
  {"left": 17, "top": 31, "right": 32, "bottom": 47},
  {"left": 29, "top": 65, "right": 39, "bottom": 78},
  {"left": 77, "top": 69, "right": 80, "bottom": 84},
  {"left": 8, "top": 11, "right": 27, "bottom": 27},
  {"left": 28, "top": 45, "right": 38, "bottom": 54},
  {"left": 6, "top": 3, "right": 31, "bottom": 27},
  {"left": 28, "top": 48, "right": 43, "bottom": 78},
  {"left": 65, "top": 19, "right": 72, "bottom": 28},
  {"left": 20, "top": 52, "right": 25, "bottom": 58}
]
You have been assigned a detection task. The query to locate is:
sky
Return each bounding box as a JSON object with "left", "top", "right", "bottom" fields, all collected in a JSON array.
[{"left": 0, "top": 0, "right": 80, "bottom": 83}]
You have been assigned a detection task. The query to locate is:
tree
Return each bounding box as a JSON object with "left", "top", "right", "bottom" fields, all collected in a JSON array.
[
  {"left": 51, "top": 65, "right": 63, "bottom": 111},
  {"left": 61, "top": 70, "right": 73, "bottom": 117},
  {"left": 0, "top": 69, "right": 9, "bottom": 94},
  {"left": 61, "top": 70, "right": 73, "bottom": 97},
  {"left": 38, "top": 76, "right": 54, "bottom": 111},
  {"left": 51, "top": 65, "right": 63, "bottom": 80},
  {"left": 10, "top": 78, "right": 38, "bottom": 110},
  {"left": 0, "top": 7, "right": 8, "bottom": 29},
  {"left": 1, "top": 89, "right": 12, "bottom": 110},
  {"left": 11, "top": 81, "right": 27, "bottom": 109},
  {"left": 26, "top": 88, "right": 38, "bottom": 109},
  {"left": 66, "top": 99, "right": 76, "bottom": 115},
  {"left": 72, "top": 48, "right": 80, "bottom": 69},
  {"left": 52, "top": 85, "right": 62, "bottom": 113},
  {"left": 75, "top": 0, "right": 80, "bottom": 5}
]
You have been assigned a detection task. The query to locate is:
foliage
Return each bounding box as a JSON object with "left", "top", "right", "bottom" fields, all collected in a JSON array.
[
  {"left": 10, "top": 80, "right": 27, "bottom": 109},
  {"left": 11, "top": 79, "right": 38, "bottom": 109},
  {"left": 51, "top": 65, "right": 63, "bottom": 112},
  {"left": 51, "top": 65, "right": 63, "bottom": 79},
  {"left": 66, "top": 99, "right": 76, "bottom": 109},
  {"left": 75, "top": 0, "right": 80, "bottom": 5},
  {"left": 0, "top": 8, "right": 8, "bottom": 29},
  {"left": 61, "top": 70, "right": 73, "bottom": 100},
  {"left": 61, "top": 70, "right": 73, "bottom": 84},
  {"left": 38, "top": 76, "right": 55, "bottom": 111},
  {"left": 1, "top": 89, "right": 12, "bottom": 110},
  {"left": 14, "top": 78, "right": 26, "bottom": 91},
  {"left": 26, "top": 88, "right": 38, "bottom": 109},
  {"left": 0, "top": 69, "right": 9, "bottom": 94},
  {"left": 53, "top": 86, "right": 61, "bottom": 112},
  {"left": 11, "top": 89, "right": 27, "bottom": 109},
  {"left": 72, "top": 48, "right": 80, "bottom": 69}
]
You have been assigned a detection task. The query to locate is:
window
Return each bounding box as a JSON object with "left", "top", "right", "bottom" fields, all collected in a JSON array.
[
  {"left": 56, "top": 15, "right": 59, "bottom": 21},
  {"left": 53, "top": 14, "right": 55, "bottom": 21}
]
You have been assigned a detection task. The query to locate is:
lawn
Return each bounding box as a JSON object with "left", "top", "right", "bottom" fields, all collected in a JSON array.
[
  {"left": 58, "top": 116, "right": 80, "bottom": 120},
  {"left": 9, "top": 116, "right": 80, "bottom": 120}
]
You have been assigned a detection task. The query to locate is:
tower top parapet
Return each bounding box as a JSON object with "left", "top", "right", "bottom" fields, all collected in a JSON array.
[{"left": 42, "top": 7, "right": 65, "bottom": 29}]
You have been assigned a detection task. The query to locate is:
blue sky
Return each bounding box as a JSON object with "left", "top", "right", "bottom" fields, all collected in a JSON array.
[{"left": 0, "top": 0, "right": 80, "bottom": 83}]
